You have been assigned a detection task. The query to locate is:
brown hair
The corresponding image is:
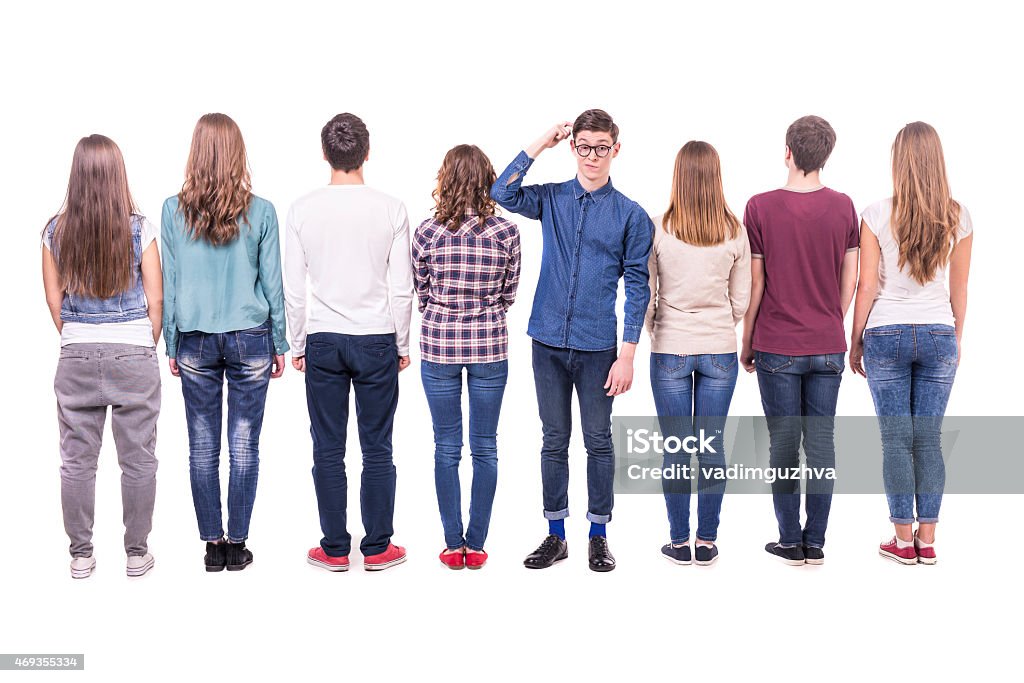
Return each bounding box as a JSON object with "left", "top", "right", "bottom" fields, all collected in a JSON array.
[
  {"left": 786, "top": 115, "right": 836, "bottom": 174},
  {"left": 432, "top": 145, "right": 497, "bottom": 231},
  {"left": 573, "top": 109, "right": 619, "bottom": 143},
  {"left": 49, "top": 135, "right": 138, "bottom": 298},
  {"left": 662, "top": 141, "right": 740, "bottom": 246},
  {"left": 890, "top": 121, "right": 961, "bottom": 284},
  {"left": 177, "top": 113, "right": 252, "bottom": 245}
]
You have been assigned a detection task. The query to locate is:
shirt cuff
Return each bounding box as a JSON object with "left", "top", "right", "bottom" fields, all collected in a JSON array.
[
  {"left": 622, "top": 325, "right": 642, "bottom": 345},
  {"left": 274, "top": 338, "right": 290, "bottom": 355},
  {"left": 514, "top": 149, "right": 535, "bottom": 169}
]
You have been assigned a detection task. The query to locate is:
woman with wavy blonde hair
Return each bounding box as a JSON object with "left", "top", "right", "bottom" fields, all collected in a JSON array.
[
  {"left": 412, "top": 144, "right": 521, "bottom": 569},
  {"left": 850, "top": 122, "right": 973, "bottom": 565},
  {"left": 162, "top": 113, "right": 289, "bottom": 572},
  {"left": 42, "top": 134, "right": 162, "bottom": 579},
  {"left": 646, "top": 141, "right": 750, "bottom": 567}
]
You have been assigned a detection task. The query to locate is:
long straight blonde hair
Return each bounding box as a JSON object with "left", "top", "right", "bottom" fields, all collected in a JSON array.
[
  {"left": 49, "top": 134, "right": 137, "bottom": 298},
  {"left": 662, "top": 141, "right": 740, "bottom": 246},
  {"left": 178, "top": 113, "right": 252, "bottom": 245},
  {"left": 891, "top": 122, "right": 961, "bottom": 284}
]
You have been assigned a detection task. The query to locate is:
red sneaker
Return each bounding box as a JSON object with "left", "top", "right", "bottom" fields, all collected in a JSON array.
[
  {"left": 878, "top": 537, "right": 918, "bottom": 565},
  {"left": 364, "top": 543, "right": 407, "bottom": 571},
  {"left": 307, "top": 547, "right": 350, "bottom": 572},
  {"left": 439, "top": 548, "right": 465, "bottom": 570},
  {"left": 914, "top": 533, "right": 937, "bottom": 565},
  {"left": 465, "top": 549, "right": 488, "bottom": 570}
]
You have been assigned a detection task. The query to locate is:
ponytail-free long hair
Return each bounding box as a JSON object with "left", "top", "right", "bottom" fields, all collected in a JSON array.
[
  {"left": 178, "top": 113, "right": 252, "bottom": 245},
  {"left": 432, "top": 144, "right": 497, "bottom": 230},
  {"left": 662, "top": 141, "right": 740, "bottom": 246},
  {"left": 49, "top": 134, "right": 137, "bottom": 298},
  {"left": 891, "top": 122, "right": 961, "bottom": 284}
]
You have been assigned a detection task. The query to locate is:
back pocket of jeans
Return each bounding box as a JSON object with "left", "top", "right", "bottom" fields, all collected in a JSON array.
[
  {"left": 930, "top": 329, "right": 958, "bottom": 366},
  {"left": 239, "top": 326, "right": 270, "bottom": 360},
  {"left": 863, "top": 329, "right": 901, "bottom": 367},
  {"left": 361, "top": 339, "right": 394, "bottom": 358},
  {"left": 755, "top": 352, "right": 793, "bottom": 373},
  {"left": 653, "top": 354, "right": 688, "bottom": 377}
]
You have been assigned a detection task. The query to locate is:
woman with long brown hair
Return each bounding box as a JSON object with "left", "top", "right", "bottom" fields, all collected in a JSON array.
[
  {"left": 850, "top": 122, "right": 973, "bottom": 565},
  {"left": 42, "top": 134, "right": 162, "bottom": 579},
  {"left": 162, "top": 113, "right": 289, "bottom": 572},
  {"left": 412, "top": 144, "right": 521, "bottom": 570},
  {"left": 646, "top": 140, "right": 751, "bottom": 566}
]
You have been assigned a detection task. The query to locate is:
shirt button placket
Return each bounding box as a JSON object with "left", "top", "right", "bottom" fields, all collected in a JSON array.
[{"left": 565, "top": 196, "right": 587, "bottom": 347}]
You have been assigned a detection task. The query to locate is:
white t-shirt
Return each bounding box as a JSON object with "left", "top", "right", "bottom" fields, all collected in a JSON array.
[
  {"left": 42, "top": 218, "right": 158, "bottom": 347},
  {"left": 284, "top": 185, "right": 414, "bottom": 356},
  {"left": 861, "top": 198, "right": 972, "bottom": 329}
]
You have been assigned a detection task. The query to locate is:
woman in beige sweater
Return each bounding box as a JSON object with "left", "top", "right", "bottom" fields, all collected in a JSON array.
[{"left": 646, "top": 141, "right": 751, "bottom": 566}]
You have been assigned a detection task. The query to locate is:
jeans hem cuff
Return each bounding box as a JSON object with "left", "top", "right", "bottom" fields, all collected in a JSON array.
[
  {"left": 586, "top": 512, "right": 611, "bottom": 524},
  {"left": 916, "top": 517, "right": 939, "bottom": 524},
  {"left": 889, "top": 517, "right": 916, "bottom": 525},
  {"left": 543, "top": 508, "right": 569, "bottom": 520}
]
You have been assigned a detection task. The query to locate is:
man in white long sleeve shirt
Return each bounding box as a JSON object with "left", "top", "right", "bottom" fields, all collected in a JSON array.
[{"left": 284, "top": 113, "right": 414, "bottom": 573}]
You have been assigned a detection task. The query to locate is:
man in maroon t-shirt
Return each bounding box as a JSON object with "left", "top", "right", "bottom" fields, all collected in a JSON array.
[{"left": 740, "top": 115, "right": 859, "bottom": 566}]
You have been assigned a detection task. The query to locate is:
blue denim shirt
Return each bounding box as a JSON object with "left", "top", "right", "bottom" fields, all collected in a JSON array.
[
  {"left": 491, "top": 150, "right": 653, "bottom": 351},
  {"left": 45, "top": 216, "right": 148, "bottom": 324}
]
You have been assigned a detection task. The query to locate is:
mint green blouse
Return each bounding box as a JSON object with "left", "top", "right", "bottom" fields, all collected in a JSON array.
[{"left": 161, "top": 194, "right": 289, "bottom": 358}]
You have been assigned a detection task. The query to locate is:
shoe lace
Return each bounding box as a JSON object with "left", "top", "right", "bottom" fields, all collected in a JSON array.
[
  {"left": 537, "top": 535, "right": 560, "bottom": 553},
  {"left": 591, "top": 536, "right": 608, "bottom": 551}
]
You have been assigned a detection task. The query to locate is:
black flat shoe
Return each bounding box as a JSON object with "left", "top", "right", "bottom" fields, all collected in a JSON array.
[
  {"left": 524, "top": 534, "right": 568, "bottom": 569},
  {"left": 226, "top": 542, "right": 253, "bottom": 571},
  {"left": 205, "top": 541, "right": 226, "bottom": 572},
  {"left": 588, "top": 536, "right": 616, "bottom": 572}
]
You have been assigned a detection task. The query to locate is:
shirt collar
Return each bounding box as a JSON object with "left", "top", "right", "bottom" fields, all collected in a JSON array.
[{"left": 572, "top": 176, "right": 615, "bottom": 202}]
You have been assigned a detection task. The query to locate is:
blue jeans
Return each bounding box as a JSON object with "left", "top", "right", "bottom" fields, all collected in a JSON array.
[
  {"left": 177, "top": 320, "right": 272, "bottom": 543},
  {"left": 305, "top": 332, "right": 399, "bottom": 557},
  {"left": 421, "top": 360, "right": 508, "bottom": 551},
  {"left": 651, "top": 352, "right": 737, "bottom": 543},
  {"left": 863, "top": 324, "right": 957, "bottom": 524},
  {"left": 755, "top": 352, "right": 844, "bottom": 548},
  {"left": 532, "top": 340, "right": 617, "bottom": 524}
]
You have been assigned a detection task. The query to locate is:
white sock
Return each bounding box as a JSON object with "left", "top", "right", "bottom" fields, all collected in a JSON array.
[
  {"left": 896, "top": 537, "right": 914, "bottom": 549},
  {"left": 914, "top": 534, "right": 934, "bottom": 548}
]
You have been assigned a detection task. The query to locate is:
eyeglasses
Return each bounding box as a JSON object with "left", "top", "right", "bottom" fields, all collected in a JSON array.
[{"left": 573, "top": 142, "right": 615, "bottom": 158}]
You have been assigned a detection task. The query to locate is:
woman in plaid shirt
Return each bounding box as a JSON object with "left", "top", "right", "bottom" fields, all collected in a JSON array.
[{"left": 412, "top": 144, "right": 521, "bottom": 570}]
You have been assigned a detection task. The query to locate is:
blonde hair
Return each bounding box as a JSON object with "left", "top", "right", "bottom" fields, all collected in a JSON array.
[
  {"left": 662, "top": 141, "right": 740, "bottom": 246},
  {"left": 178, "top": 113, "right": 252, "bottom": 245},
  {"left": 890, "top": 121, "right": 961, "bottom": 284}
]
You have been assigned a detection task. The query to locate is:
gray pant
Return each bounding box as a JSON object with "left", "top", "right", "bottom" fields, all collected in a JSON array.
[{"left": 54, "top": 343, "right": 160, "bottom": 558}]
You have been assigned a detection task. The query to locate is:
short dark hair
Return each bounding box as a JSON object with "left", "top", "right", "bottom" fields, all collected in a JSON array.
[
  {"left": 321, "top": 113, "right": 369, "bottom": 172},
  {"left": 785, "top": 115, "right": 836, "bottom": 174},
  {"left": 572, "top": 109, "right": 619, "bottom": 143}
]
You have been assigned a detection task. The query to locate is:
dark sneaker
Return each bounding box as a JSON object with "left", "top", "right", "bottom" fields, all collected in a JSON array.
[
  {"left": 804, "top": 546, "right": 825, "bottom": 565},
  {"left": 765, "top": 542, "right": 805, "bottom": 566},
  {"left": 205, "top": 541, "right": 227, "bottom": 572},
  {"left": 225, "top": 542, "right": 253, "bottom": 571},
  {"left": 524, "top": 534, "right": 568, "bottom": 569},
  {"left": 588, "top": 536, "right": 616, "bottom": 572},
  {"left": 661, "top": 543, "right": 692, "bottom": 565},
  {"left": 694, "top": 544, "right": 719, "bottom": 566}
]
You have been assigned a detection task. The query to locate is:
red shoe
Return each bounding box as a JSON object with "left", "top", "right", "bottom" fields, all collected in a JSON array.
[
  {"left": 465, "top": 549, "right": 488, "bottom": 570},
  {"left": 878, "top": 537, "right": 918, "bottom": 565},
  {"left": 307, "top": 546, "right": 350, "bottom": 572},
  {"left": 439, "top": 548, "right": 466, "bottom": 570},
  {"left": 914, "top": 532, "right": 937, "bottom": 565},
  {"left": 364, "top": 543, "right": 407, "bottom": 571}
]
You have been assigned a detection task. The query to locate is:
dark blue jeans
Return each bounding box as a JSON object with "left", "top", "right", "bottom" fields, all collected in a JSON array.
[
  {"left": 421, "top": 360, "right": 508, "bottom": 551},
  {"left": 305, "top": 332, "right": 399, "bottom": 557},
  {"left": 863, "top": 324, "right": 957, "bottom": 524},
  {"left": 755, "top": 351, "right": 844, "bottom": 548},
  {"left": 532, "top": 340, "right": 617, "bottom": 524},
  {"left": 177, "top": 320, "right": 272, "bottom": 543},
  {"left": 651, "top": 352, "right": 737, "bottom": 544}
]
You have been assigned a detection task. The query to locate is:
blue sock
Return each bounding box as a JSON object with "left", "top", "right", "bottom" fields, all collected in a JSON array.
[
  {"left": 548, "top": 519, "right": 565, "bottom": 540},
  {"left": 590, "top": 523, "right": 606, "bottom": 538}
]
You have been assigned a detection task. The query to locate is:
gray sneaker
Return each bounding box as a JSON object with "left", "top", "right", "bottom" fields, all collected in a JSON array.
[
  {"left": 126, "top": 553, "right": 155, "bottom": 577},
  {"left": 70, "top": 556, "right": 96, "bottom": 579}
]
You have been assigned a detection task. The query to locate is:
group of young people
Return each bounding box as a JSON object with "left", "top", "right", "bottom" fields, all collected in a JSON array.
[{"left": 41, "top": 108, "right": 972, "bottom": 579}]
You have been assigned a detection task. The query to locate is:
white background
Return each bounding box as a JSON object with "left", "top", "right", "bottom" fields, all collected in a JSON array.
[{"left": 2, "top": 0, "right": 1022, "bottom": 680}]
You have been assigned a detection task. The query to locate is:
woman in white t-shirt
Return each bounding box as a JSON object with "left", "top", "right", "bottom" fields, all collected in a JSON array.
[
  {"left": 41, "top": 135, "right": 163, "bottom": 579},
  {"left": 849, "top": 122, "right": 973, "bottom": 566}
]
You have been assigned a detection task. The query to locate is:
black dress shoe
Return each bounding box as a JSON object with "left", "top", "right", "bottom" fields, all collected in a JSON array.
[
  {"left": 523, "top": 534, "right": 568, "bottom": 569},
  {"left": 588, "top": 536, "right": 616, "bottom": 572},
  {"left": 204, "top": 541, "right": 226, "bottom": 572},
  {"left": 226, "top": 542, "right": 253, "bottom": 571}
]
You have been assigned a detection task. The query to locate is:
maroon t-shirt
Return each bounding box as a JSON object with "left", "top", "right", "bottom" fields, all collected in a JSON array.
[{"left": 744, "top": 188, "right": 859, "bottom": 356}]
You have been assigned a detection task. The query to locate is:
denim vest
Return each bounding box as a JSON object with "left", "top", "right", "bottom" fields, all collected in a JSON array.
[{"left": 46, "top": 216, "right": 148, "bottom": 324}]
